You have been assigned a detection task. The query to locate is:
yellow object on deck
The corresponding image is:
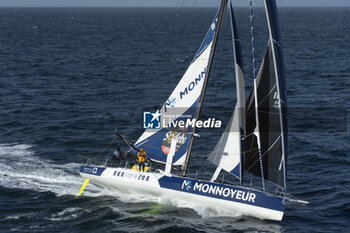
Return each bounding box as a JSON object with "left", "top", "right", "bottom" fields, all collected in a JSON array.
[
  {"left": 132, "top": 164, "right": 150, "bottom": 172},
  {"left": 75, "top": 178, "right": 90, "bottom": 198}
]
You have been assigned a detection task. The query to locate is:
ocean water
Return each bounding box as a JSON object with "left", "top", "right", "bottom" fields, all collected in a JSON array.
[{"left": 0, "top": 7, "right": 349, "bottom": 233}]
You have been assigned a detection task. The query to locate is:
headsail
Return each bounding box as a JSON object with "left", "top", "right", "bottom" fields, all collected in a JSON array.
[
  {"left": 134, "top": 10, "right": 221, "bottom": 166},
  {"left": 245, "top": 0, "right": 287, "bottom": 188},
  {"left": 208, "top": 0, "right": 245, "bottom": 181}
]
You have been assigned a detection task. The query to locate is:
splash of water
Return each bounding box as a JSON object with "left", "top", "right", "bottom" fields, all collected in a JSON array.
[
  {"left": 0, "top": 144, "right": 246, "bottom": 219},
  {"left": 0, "top": 144, "right": 107, "bottom": 197}
]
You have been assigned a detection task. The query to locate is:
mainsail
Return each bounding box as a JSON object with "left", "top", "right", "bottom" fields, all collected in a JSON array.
[
  {"left": 134, "top": 10, "right": 222, "bottom": 166},
  {"left": 245, "top": 0, "right": 287, "bottom": 188},
  {"left": 208, "top": 0, "right": 245, "bottom": 181}
]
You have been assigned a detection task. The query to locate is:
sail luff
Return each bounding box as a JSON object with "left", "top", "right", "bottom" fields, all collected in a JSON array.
[
  {"left": 264, "top": 0, "right": 287, "bottom": 188},
  {"left": 250, "top": 0, "right": 266, "bottom": 191},
  {"left": 182, "top": 0, "right": 228, "bottom": 176},
  {"left": 229, "top": 0, "right": 245, "bottom": 184}
]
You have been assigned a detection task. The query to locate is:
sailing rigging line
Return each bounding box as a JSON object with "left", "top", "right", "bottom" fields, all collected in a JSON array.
[
  {"left": 183, "top": 0, "right": 228, "bottom": 177},
  {"left": 114, "top": 131, "right": 167, "bottom": 171},
  {"left": 249, "top": 0, "right": 266, "bottom": 191},
  {"left": 249, "top": 1, "right": 257, "bottom": 80},
  {"left": 264, "top": 0, "right": 286, "bottom": 188},
  {"left": 205, "top": 7, "right": 231, "bottom": 145},
  {"left": 191, "top": 0, "right": 199, "bottom": 8},
  {"left": 229, "top": 0, "right": 246, "bottom": 185},
  {"left": 171, "top": 0, "right": 188, "bottom": 65},
  {"left": 263, "top": 0, "right": 287, "bottom": 188},
  {"left": 178, "top": 0, "right": 186, "bottom": 10},
  {"left": 257, "top": 83, "right": 277, "bottom": 105},
  {"left": 245, "top": 135, "right": 281, "bottom": 181},
  {"left": 207, "top": 15, "right": 228, "bottom": 105},
  {"left": 91, "top": 136, "right": 117, "bottom": 160}
]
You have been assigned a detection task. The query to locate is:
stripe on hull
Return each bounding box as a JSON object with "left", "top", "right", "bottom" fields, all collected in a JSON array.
[{"left": 158, "top": 176, "right": 285, "bottom": 212}]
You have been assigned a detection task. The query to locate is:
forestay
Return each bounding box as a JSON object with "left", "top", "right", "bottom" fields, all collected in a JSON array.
[{"left": 208, "top": 1, "right": 245, "bottom": 180}]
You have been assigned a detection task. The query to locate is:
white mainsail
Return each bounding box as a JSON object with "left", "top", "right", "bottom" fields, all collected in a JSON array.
[{"left": 134, "top": 10, "right": 221, "bottom": 166}]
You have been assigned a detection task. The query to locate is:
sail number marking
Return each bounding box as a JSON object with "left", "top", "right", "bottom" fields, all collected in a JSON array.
[{"left": 113, "top": 171, "right": 150, "bottom": 182}]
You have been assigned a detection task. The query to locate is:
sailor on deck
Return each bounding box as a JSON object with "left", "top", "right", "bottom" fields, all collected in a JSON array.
[
  {"left": 112, "top": 146, "right": 123, "bottom": 164},
  {"left": 138, "top": 148, "right": 147, "bottom": 172}
]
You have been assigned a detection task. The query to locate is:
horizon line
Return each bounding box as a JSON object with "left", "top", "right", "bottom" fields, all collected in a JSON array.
[{"left": 0, "top": 6, "right": 349, "bottom": 8}]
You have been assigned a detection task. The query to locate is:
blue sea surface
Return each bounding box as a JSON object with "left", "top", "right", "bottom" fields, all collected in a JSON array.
[{"left": 0, "top": 7, "right": 349, "bottom": 232}]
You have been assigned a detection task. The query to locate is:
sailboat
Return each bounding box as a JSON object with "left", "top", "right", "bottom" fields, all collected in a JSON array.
[{"left": 78, "top": 0, "right": 307, "bottom": 221}]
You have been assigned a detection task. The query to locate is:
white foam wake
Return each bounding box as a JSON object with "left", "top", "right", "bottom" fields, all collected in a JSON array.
[
  {"left": 0, "top": 144, "right": 249, "bottom": 219},
  {"left": 0, "top": 143, "right": 113, "bottom": 197}
]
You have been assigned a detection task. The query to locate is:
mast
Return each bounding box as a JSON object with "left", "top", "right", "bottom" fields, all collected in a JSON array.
[
  {"left": 264, "top": 0, "right": 287, "bottom": 188},
  {"left": 182, "top": 0, "right": 228, "bottom": 176}
]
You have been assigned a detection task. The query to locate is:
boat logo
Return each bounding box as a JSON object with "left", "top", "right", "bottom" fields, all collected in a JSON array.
[
  {"left": 181, "top": 180, "right": 192, "bottom": 191},
  {"left": 164, "top": 97, "right": 176, "bottom": 112},
  {"left": 143, "top": 110, "right": 161, "bottom": 129},
  {"left": 161, "top": 129, "right": 188, "bottom": 154}
]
